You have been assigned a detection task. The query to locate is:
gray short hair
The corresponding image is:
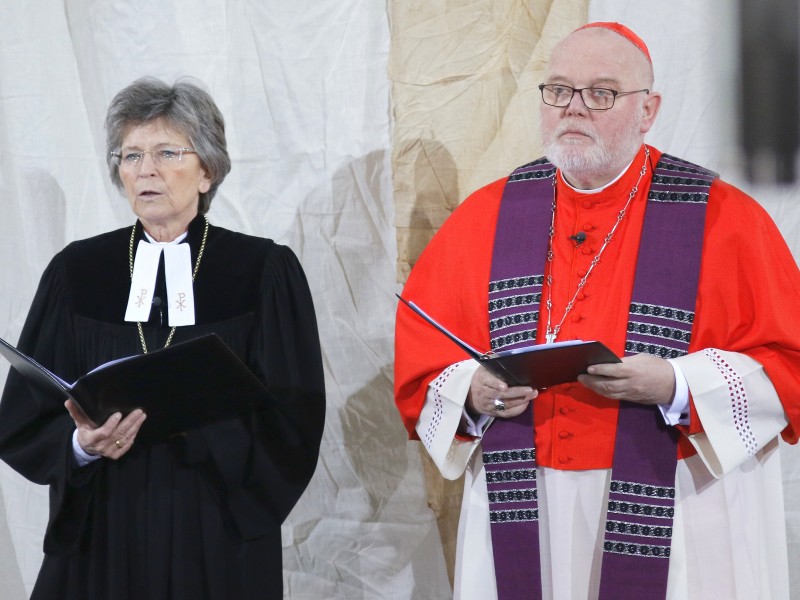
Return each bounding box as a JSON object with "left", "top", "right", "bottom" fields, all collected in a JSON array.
[{"left": 105, "top": 77, "right": 231, "bottom": 214}]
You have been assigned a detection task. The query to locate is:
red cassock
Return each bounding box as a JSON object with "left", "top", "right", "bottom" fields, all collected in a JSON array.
[{"left": 395, "top": 145, "right": 800, "bottom": 469}]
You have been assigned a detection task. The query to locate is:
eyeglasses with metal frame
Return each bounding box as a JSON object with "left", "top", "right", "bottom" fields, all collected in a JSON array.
[
  {"left": 538, "top": 84, "right": 650, "bottom": 111},
  {"left": 110, "top": 147, "right": 198, "bottom": 168}
]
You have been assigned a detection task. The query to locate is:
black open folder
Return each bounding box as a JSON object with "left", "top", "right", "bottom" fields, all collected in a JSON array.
[
  {"left": 397, "top": 295, "right": 621, "bottom": 388},
  {"left": 0, "top": 334, "right": 272, "bottom": 444}
]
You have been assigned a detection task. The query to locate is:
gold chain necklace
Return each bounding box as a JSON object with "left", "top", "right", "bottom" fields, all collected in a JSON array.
[
  {"left": 128, "top": 215, "right": 209, "bottom": 354},
  {"left": 544, "top": 146, "right": 650, "bottom": 344}
]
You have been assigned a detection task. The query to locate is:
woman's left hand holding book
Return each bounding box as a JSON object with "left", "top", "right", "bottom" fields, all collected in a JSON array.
[{"left": 65, "top": 399, "right": 147, "bottom": 460}]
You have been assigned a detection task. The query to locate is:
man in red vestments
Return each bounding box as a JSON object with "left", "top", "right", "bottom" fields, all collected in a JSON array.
[{"left": 395, "top": 22, "right": 800, "bottom": 600}]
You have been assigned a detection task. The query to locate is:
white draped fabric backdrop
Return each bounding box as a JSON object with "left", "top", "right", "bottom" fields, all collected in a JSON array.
[{"left": 0, "top": 1, "right": 797, "bottom": 598}]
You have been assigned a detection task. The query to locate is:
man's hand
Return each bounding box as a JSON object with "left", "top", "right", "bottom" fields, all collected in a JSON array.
[
  {"left": 65, "top": 399, "right": 147, "bottom": 460},
  {"left": 577, "top": 353, "right": 675, "bottom": 405},
  {"left": 467, "top": 366, "right": 538, "bottom": 419}
]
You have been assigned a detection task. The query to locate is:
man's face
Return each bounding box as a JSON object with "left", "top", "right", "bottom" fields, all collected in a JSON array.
[{"left": 540, "top": 29, "right": 660, "bottom": 188}]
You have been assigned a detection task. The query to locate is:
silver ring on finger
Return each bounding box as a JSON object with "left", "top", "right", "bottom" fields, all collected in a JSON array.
[{"left": 493, "top": 397, "right": 506, "bottom": 412}]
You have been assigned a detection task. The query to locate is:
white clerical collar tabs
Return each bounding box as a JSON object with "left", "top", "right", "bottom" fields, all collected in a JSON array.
[
  {"left": 164, "top": 244, "right": 195, "bottom": 326},
  {"left": 125, "top": 241, "right": 160, "bottom": 323},
  {"left": 124, "top": 239, "right": 196, "bottom": 326}
]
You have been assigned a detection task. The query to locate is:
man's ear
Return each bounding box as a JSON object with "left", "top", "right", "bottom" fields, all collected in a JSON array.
[{"left": 640, "top": 91, "right": 662, "bottom": 134}]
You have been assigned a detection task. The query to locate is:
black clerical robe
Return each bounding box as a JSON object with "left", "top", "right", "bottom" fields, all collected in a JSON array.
[{"left": 0, "top": 215, "right": 325, "bottom": 600}]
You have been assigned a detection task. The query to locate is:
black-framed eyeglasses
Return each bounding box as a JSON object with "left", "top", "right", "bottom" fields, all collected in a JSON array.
[{"left": 538, "top": 84, "right": 649, "bottom": 111}]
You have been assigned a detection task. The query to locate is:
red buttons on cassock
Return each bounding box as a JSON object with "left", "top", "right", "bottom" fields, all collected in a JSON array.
[
  {"left": 558, "top": 430, "right": 573, "bottom": 439},
  {"left": 581, "top": 200, "right": 594, "bottom": 209},
  {"left": 558, "top": 455, "right": 574, "bottom": 464},
  {"left": 583, "top": 222, "right": 596, "bottom": 231}
]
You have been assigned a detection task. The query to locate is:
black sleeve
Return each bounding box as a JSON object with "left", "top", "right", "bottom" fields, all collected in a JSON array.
[{"left": 0, "top": 252, "right": 100, "bottom": 553}]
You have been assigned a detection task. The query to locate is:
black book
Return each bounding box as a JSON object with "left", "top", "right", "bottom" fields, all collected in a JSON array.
[
  {"left": 397, "top": 294, "right": 620, "bottom": 388},
  {"left": 0, "top": 333, "right": 273, "bottom": 444}
]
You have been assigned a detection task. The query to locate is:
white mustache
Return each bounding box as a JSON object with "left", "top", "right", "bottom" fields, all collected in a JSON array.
[{"left": 554, "top": 122, "right": 596, "bottom": 140}]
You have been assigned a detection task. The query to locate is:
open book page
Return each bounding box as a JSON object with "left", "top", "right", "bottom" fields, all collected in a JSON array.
[
  {"left": 396, "top": 294, "right": 619, "bottom": 388},
  {"left": 0, "top": 334, "right": 273, "bottom": 443},
  {"left": 85, "top": 353, "right": 138, "bottom": 376},
  {"left": 492, "top": 338, "right": 585, "bottom": 357},
  {"left": 0, "top": 336, "right": 71, "bottom": 392},
  {"left": 397, "top": 294, "right": 586, "bottom": 356}
]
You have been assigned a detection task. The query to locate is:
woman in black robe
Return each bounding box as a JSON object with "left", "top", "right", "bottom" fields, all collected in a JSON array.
[{"left": 0, "top": 77, "right": 325, "bottom": 600}]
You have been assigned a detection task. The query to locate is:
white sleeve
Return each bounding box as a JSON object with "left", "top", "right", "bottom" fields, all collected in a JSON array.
[
  {"left": 72, "top": 429, "right": 102, "bottom": 467},
  {"left": 416, "top": 359, "right": 489, "bottom": 480},
  {"left": 658, "top": 359, "right": 690, "bottom": 425},
  {"left": 672, "top": 348, "right": 788, "bottom": 477},
  {"left": 462, "top": 407, "right": 493, "bottom": 437}
]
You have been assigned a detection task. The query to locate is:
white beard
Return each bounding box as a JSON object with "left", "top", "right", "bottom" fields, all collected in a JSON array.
[{"left": 542, "top": 114, "right": 644, "bottom": 186}]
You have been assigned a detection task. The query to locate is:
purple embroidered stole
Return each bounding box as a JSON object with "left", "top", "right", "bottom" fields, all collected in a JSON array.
[{"left": 482, "top": 153, "right": 716, "bottom": 599}]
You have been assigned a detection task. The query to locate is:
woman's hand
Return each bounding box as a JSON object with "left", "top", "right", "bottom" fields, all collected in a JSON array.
[
  {"left": 466, "top": 366, "right": 537, "bottom": 419},
  {"left": 65, "top": 399, "right": 147, "bottom": 460}
]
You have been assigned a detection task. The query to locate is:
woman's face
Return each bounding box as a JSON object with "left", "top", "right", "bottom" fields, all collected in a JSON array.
[{"left": 118, "top": 118, "right": 211, "bottom": 238}]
